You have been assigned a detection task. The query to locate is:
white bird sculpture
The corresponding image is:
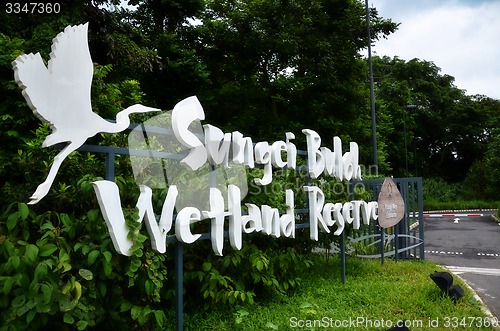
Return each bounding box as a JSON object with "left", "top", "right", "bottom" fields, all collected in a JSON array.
[{"left": 12, "top": 23, "right": 160, "bottom": 204}]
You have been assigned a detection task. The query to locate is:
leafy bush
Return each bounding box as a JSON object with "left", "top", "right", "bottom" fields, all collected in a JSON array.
[
  {"left": 463, "top": 131, "right": 500, "bottom": 201},
  {"left": 423, "top": 177, "right": 499, "bottom": 210},
  {"left": 0, "top": 194, "right": 177, "bottom": 330},
  {"left": 423, "top": 177, "right": 461, "bottom": 203},
  {"left": 0, "top": 191, "right": 321, "bottom": 330}
]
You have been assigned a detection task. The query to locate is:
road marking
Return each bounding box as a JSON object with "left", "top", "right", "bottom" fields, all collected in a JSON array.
[
  {"left": 425, "top": 251, "right": 500, "bottom": 258},
  {"left": 424, "top": 213, "right": 484, "bottom": 218},
  {"left": 425, "top": 250, "right": 463, "bottom": 255},
  {"left": 478, "top": 253, "right": 500, "bottom": 257},
  {"left": 446, "top": 266, "right": 500, "bottom": 276}
]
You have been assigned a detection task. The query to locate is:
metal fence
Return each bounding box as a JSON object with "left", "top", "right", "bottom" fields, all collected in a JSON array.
[
  {"left": 346, "top": 178, "right": 425, "bottom": 262},
  {"left": 75, "top": 123, "right": 425, "bottom": 331}
]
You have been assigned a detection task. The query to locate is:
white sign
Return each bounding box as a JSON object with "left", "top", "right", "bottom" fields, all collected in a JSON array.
[
  {"left": 12, "top": 23, "right": 159, "bottom": 204},
  {"left": 14, "top": 23, "right": 380, "bottom": 257},
  {"left": 92, "top": 95, "right": 378, "bottom": 256}
]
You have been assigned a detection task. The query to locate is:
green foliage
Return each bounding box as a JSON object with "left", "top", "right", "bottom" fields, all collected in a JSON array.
[
  {"left": 423, "top": 177, "right": 500, "bottom": 210},
  {"left": 0, "top": 203, "right": 98, "bottom": 330},
  {"left": 194, "top": 0, "right": 397, "bottom": 152},
  {"left": 0, "top": 194, "right": 318, "bottom": 330},
  {"left": 0, "top": 32, "right": 35, "bottom": 169},
  {"left": 0, "top": 198, "right": 173, "bottom": 330},
  {"left": 463, "top": 129, "right": 500, "bottom": 201},
  {"left": 373, "top": 56, "right": 500, "bottom": 181},
  {"left": 423, "top": 177, "right": 461, "bottom": 203},
  {"left": 180, "top": 256, "right": 493, "bottom": 330}
]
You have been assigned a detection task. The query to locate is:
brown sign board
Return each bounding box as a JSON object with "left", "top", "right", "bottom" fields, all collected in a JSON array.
[{"left": 377, "top": 177, "right": 405, "bottom": 228}]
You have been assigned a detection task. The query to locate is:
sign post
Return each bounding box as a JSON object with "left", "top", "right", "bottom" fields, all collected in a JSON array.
[{"left": 377, "top": 177, "right": 405, "bottom": 261}]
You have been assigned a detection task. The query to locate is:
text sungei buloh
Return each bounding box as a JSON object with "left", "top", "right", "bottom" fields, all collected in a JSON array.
[{"left": 92, "top": 96, "right": 379, "bottom": 256}]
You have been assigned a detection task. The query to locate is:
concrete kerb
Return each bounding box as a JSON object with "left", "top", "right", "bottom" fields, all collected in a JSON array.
[
  {"left": 491, "top": 214, "right": 500, "bottom": 224},
  {"left": 424, "top": 210, "right": 499, "bottom": 325},
  {"left": 424, "top": 209, "right": 497, "bottom": 214},
  {"left": 444, "top": 268, "right": 500, "bottom": 329}
]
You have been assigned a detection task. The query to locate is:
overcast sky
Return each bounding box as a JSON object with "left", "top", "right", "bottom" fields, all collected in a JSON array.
[{"left": 369, "top": 0, "right": 500, "bottom": 100}]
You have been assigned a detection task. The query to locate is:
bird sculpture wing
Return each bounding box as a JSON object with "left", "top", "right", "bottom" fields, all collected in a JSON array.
[{"left": 12, "top": 23, "right": 94, "bottom": 143}]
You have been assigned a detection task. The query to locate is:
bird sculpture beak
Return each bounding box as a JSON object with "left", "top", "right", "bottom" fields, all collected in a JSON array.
[
  {"left": 141, "top": 106, "right": 161, "bottom": 113},
  {"left": 126, "top": 104, "right": 162, "bottom": 114}
]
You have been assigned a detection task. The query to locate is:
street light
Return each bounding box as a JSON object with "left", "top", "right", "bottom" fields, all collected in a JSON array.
[
  {"left": 365, "top": 0, "right": 377, "bottom": 174},
  {"left": 414, "top": 136, "right": 422, "bottom": 176},
  {"left": 403, "top": 105, "right": 417, "bottom": 177}
]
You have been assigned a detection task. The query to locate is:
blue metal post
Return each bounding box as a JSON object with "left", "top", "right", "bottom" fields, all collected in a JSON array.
[
  {"left": 380, "top": 229, "right": 385, "bottom": 265},
  {"left": 394, "top": 226, "right": 399, "bottom": 262},
  {"left": 340, "top": 231, "right": 346, "bottom": 284},
  {"left": 375, "top": 180, "right": 384, "bottom": 265},
  {"left": 417, "top": 178, "right": 425, "bottom": 260},
  {"left": 105, "top": 152, "right": 115, "bottom": 181},
  {"left": 175, "top": 240, "right": 183, "bottom": 331}
]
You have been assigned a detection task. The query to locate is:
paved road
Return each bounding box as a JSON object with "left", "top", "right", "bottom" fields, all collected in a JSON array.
[{"left": 424, "top": 213, "right": 500, "bottom": 319}]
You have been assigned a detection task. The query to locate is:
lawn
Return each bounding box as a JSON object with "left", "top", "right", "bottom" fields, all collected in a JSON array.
[{"left": 178, "top": 255, "right": 499, "bottom": 330}]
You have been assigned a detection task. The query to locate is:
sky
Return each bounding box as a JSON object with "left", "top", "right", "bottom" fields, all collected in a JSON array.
[{"left": 368, "top": 0, "right": 500, "bottom": 100}]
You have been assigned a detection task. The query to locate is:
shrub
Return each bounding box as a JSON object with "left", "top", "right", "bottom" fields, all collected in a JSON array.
[{"left": 0, "top": 197, "right": 172, "bottom": 330}]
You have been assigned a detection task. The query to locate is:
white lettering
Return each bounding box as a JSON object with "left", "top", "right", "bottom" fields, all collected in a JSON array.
[
  {"left": 303, "top": 185, "right": 328, "bottom": 240},
  {"left": 202, "top": 188, "right": 229, "bottom": 256},
  {"left": 271, "top": 140, "right": 287, "bottom": 168},
  {"left": 92, "top": 180, "right": 177, "bottom": 256},
  {"left": 203, "top": 124, "right": 231, "bottom": 166},
  {"left": 171, "top": 96, "right": 207, "bottom": 171},
  {"left": 232, "top": 131, "right": 254, "bottom": 168},
  {"left": 242, "top": 203, "right": 263, "bottom": 233},
  {"left": 228, "top": 185, "right": 243, "bottom": 250},
  {"left": 176, "top": 207, "right": 202, "bottom": 244},
  {"left": 254, "top": 142, "right": 273, "bottom": 185},
  {"left": 302, "top": 129, "right": 324, "bottom": 178},
  {"left": 285, "top": 132, "right": 297, "bottom": 169}
]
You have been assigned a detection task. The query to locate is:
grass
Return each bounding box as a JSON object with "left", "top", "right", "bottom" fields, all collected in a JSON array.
[{"left": 176, "top": 255, "right": 498, "bottom": 331}]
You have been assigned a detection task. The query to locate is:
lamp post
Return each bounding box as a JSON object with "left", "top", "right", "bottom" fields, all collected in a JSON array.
[
  {"left": 365, "top": 0, "right": 377, "bottom": 175},
  {"left": 414, "top": 136, "right": 422, "bottom": 176},
  {"left": 403, "top": 104, "right": 417, "bottom": 177}
]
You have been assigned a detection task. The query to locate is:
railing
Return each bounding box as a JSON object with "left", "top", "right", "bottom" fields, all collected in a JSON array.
[{"left": 346, "top": 178, "right": 425, "bottom": 262}]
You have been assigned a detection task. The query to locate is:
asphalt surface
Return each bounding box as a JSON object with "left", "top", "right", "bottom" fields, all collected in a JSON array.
[{"left": 424, "top": 213, "right": 500, "bottom": 319}]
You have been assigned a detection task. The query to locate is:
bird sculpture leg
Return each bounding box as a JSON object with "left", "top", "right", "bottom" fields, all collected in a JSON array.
[{"left": 28, "top": 141, "right": 83, "bottom": 204}]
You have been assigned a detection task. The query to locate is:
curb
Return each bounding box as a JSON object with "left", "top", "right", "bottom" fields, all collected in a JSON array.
[
  {"left": 424, "top": 213, "right": 484, "bottom": 218},
  {"left": 446, "top": 269, "right": 500, "bottom": 329},
  {"left": 424, "top": 209, "right": 497, "bottom": 213},
  {"left": 423, "top": 209, "right": 497, "bottom": 218}
]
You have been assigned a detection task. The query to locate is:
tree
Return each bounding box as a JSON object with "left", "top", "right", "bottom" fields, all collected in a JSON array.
[
  {"left": 463, "top": 96, "right": 500, "bottom": 200},
  {"left": 372, "top": 56, "right": 498, "bottom": 180},
  {"left": 191, "top": 0, "right": 397, "bottom": 156}
]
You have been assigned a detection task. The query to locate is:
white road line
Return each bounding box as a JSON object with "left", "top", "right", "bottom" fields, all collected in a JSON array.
[
  {"left": 425, "top": 251, "right": 500, "bottom": 258},
  {"left": 446, "top": 266, "right": 500, "bottom": 276},
  {"left": 478, "top": 253, "right": 500, "bottom": 257},
  {"left": 424, "top": 213, "right": 484, "bottom": 218},
  {"left": 425, "top": 250, "right": 463, "bottom": 255}
]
